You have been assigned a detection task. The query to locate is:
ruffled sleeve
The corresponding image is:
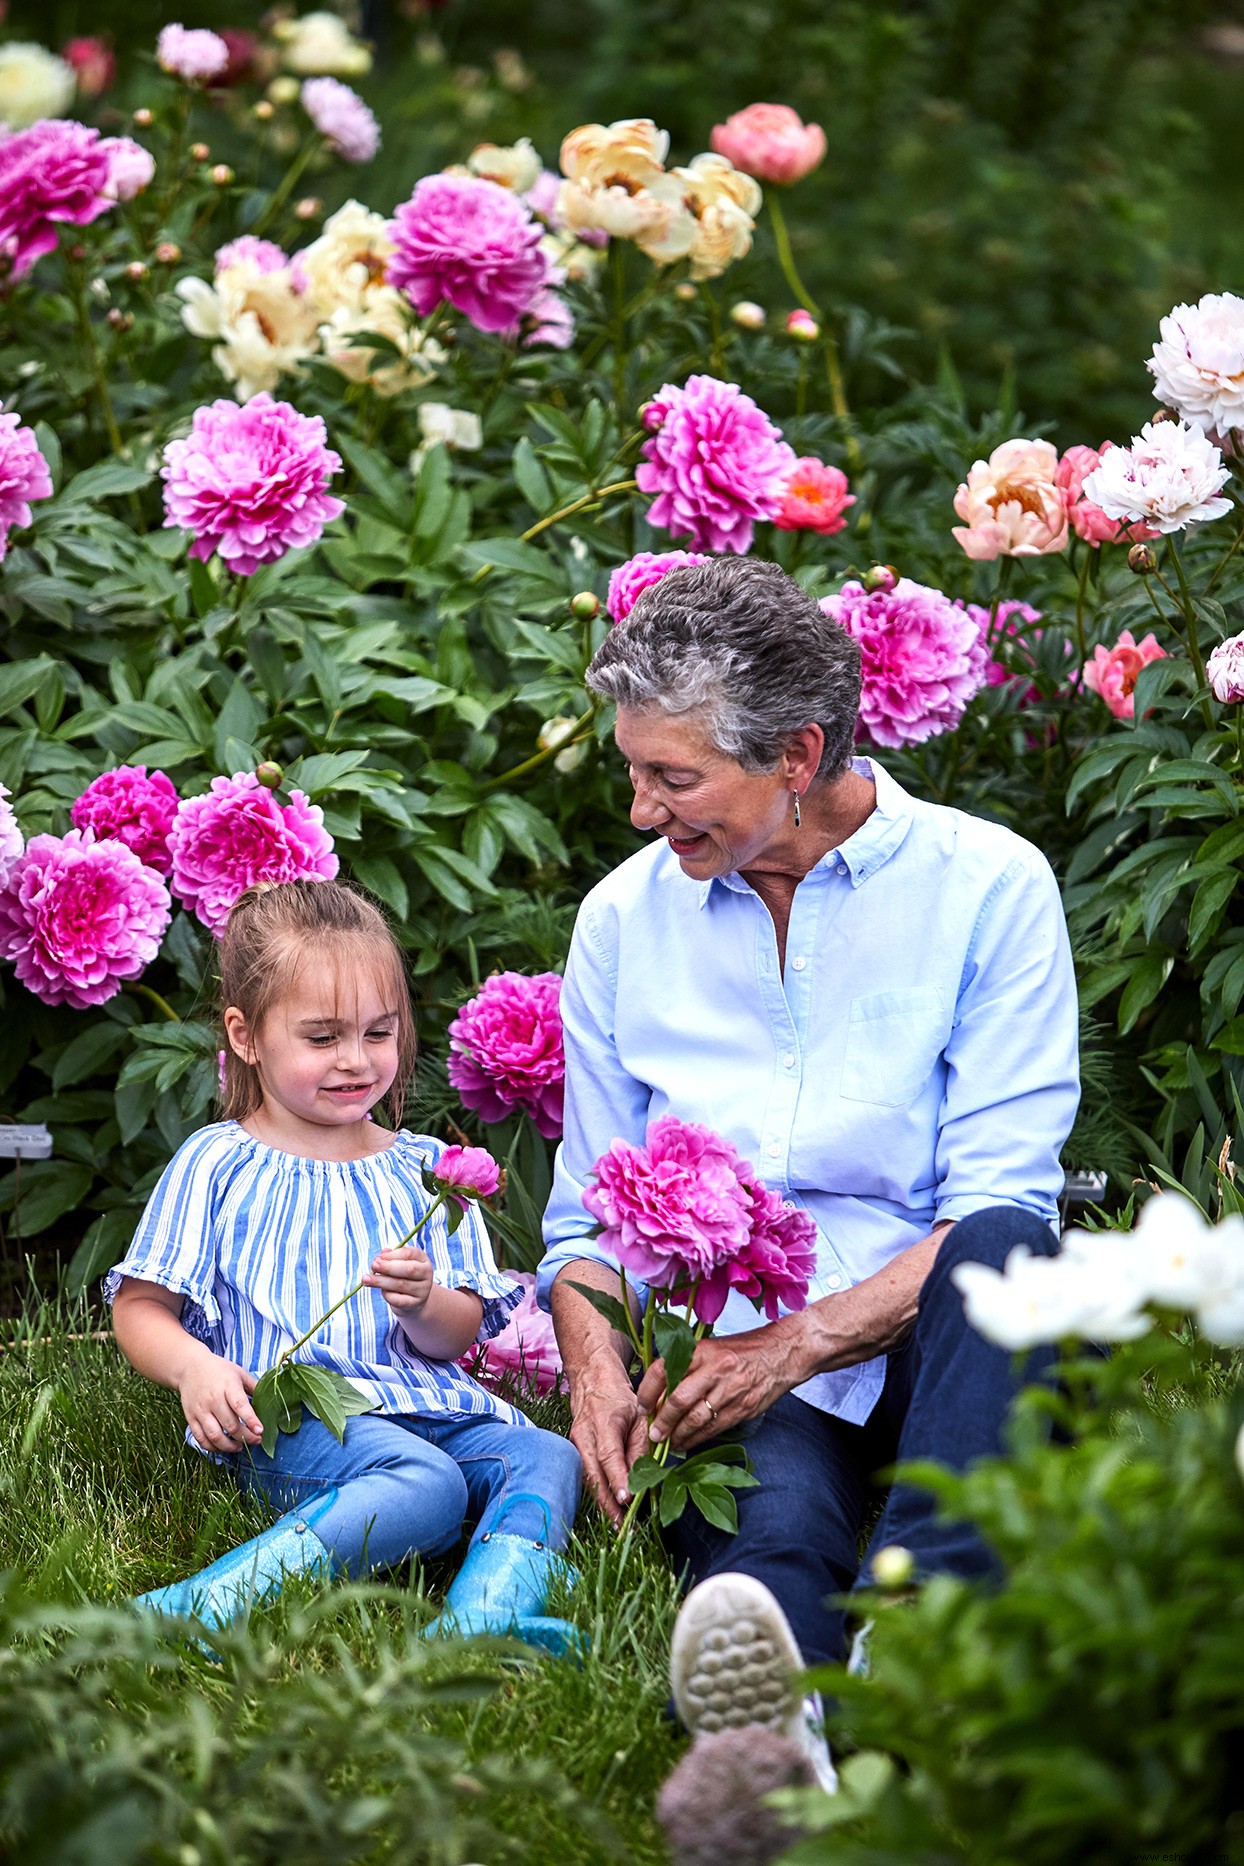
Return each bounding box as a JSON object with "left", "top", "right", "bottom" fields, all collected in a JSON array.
[{"left": 103, "top": 1125, "right": 235, "bottom": 1347}]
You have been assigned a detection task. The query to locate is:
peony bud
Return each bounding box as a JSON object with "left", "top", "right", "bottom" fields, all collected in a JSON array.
[
  {"left": 730, "top": 300, "right": 766, "bottom": 331},
  {"left": 124, "top": 260, "right": 149, "bottom": 282},
  {"left": 267, "top": 75, "right": 300, "bottom": 105},
  {"left": 1128, "top": 542, "right": 1158, "bottom": 576},
  {"left": 106, "top": 308, "right": 133, "bottom": 332},
  {"left": 253, "top": 99, "right": 275, "bottom": 120},
  {"left": 67, "top": 244, "right": 87, "bottom": 263},
  {"left": 674, "top": 281, "right": 697, "bottom": 301},
  {"left": 861, "top": 564, "right": 898, "bottom": 595},
  {"left": 1150, "top": 407, "right": 1178, "bottom": 424},
  {"left": 786, "top": 308, "right": 820, "bottom": 342},
  {"left": 539, "top": 716, "right": 586, "bottom": 773},
  {"left": 190, "top": 141, "right": 211, "bottom": 162},
  {"left": 293, "top": 196, "right": 322, "bottom": 220},
  {"left": 154, "top": 241, "right": 182, "bottom": 265},
  {"left": 255, "top": 761, "right": 284, "bottom": 790},
  {"left": 871, "top": 1544, "right": 914, "bottom": 1589},
  {"left": 132, "top": 107, "right": 154, "bottom": 129},
  {"left": 210, "top": 164, "right": 234, "bottom": 186},
  {"left": 569, "top": 590, "right": 600, "bottom": 621}
]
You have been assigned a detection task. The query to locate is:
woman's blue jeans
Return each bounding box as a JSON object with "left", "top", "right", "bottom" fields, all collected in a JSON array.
[
  {"left": 235, "top": 1411, "right": 582, "bottom": 1578},
  {"left": 665, "top": 1205, "right": 1059, "bottom": 1666}
]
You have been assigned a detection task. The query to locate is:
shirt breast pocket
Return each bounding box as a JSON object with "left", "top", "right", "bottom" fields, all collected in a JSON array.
[{"left": 840, "top": 986, "right": 947, "bottom": 1109}]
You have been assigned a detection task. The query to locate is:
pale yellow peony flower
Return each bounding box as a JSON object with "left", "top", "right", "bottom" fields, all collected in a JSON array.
[
  {"left": 0, "top": 42, "right": 75, "bottom": 128},
  {"left": 275, "top": 10, "right": 372, "bottom": 77},
  {"left": 319, "top": 291, "right": 444, "bottom": 397},
  {"left": 669, "top": 152, "right": 761, "bottom": 279},
  {"left": 559, "top": 117, "right": 669, "bottom": 190},
  {"left": 952, "top": 438, "right": 1069, "bottom": 559},
  {"left": 464, "top": 138, "right": 541, "bottom": 194},
  {"left": 558, "top": 118, "right": 678, "bottom": 247},
  {"left": 177, "top": 261, "right": 320, "bottom": 401},
  {"left": 297, "top": 198, "right": 392, "bottom": 314}
]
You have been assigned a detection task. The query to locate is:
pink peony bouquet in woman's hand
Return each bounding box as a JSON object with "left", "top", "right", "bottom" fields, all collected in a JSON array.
[{"left": 573, "top": 1115, "right": 816, "bottom": 1529}]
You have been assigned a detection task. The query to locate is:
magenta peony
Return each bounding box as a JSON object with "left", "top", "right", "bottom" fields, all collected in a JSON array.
[
  {"left": 168, "top": 772, "right": 338, "bottom": 936},
  {"left": 0, "top": 828, "right": 170, "bottom": 1008},
  {"left": 519, "top": 284, "right": 575, "bottom": 349},
  {"left": 301, "top": 76, "right": 379, "bottom": 164},
  {"left": 214, "top": 234, "right": 287, "bottom": 275},
  {"left": 161, "top": 394, "right": 344, "bottom": 576},
  {"left": 71, "top": 766, "right": 179, "bottom": 876},
  {"left": 637, "top": 374, "right": 795, "bottom": 554},
  {"left": 694, "top": 1176, "right": 817, "bottom": 1325},
  {"left": 0, "top": 118, "right": 119, "bottom": 280},
  {"left": 447, "top": 971, "right": 565, "bottom": 1139},
  {"left": 956, "top": 598, "right": 1046, "bottom": 703},
  {"left": 1056, "top": 443, "right": 1157, "bottom": 547},
  {"left": 460, "top": 1270, "right": 564, "bottom": 1395},
  {"left": 156, "top": 23, "right": 229, "bottom": 83},
  {"left": 1082, "top": 629, "right": 1167, "bottom": 720},
  {"left": 709, "top": 103, "right": 827, "bottom": 186},
  {"left": 431, "top": 1143, "right": 502, "bottom": 1203},
  {"left": 821, "top": 576, "right": 987, "bottom": 749},
  {"left": 607, "top": 548, "right": 708, "bottom": 623},
  {"left": 102, "top": 137, "right": 154, "bottom": 201},
  {"left": 0, "top": 411, "right": 53, "bottom": 560},
  {"left": 0, "top": 784, "right": 23, "bottom": 889},
  {"left": 773, "top": 457, "right": 854, "bottom": 534},
  {"left": 583, "top": 1115, "right": 754, "bottom": 1297},
  {"left": 387, "top": 173, "right": 549, "bottom": 334}
]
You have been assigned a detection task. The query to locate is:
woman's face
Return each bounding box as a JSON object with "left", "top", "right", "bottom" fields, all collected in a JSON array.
[{"left": 615, "top": 707, "right": 797, "bottom": 879}]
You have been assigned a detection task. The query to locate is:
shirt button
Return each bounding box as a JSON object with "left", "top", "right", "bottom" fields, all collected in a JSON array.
[
  {"left": 782, "top": 1052, "right": 795, "bottom": 1069},
  {"left": 836, "top": 862, "right": 848, "bottom": 877},
  {"left": 826, "top": 1273, "right": 843, "bottom": 1290},
  {"left": 767, "top": 1141, "right": 781, "bottom": 1158},
  {"left": 791, "top": 956, "right": 806, "bottom": 971}
]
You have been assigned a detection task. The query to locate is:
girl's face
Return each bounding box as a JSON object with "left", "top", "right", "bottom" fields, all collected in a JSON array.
[{"left": 224, "top": 954, "right": 402, "bottom": 1136}]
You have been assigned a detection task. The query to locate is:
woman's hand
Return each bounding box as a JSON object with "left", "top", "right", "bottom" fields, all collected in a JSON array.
[
  {"left": 568, "top": 1350, "right": 652, "bottom": 1529},
  {"left": 179, "top": 1353, "right": 263, "bottom": 1454},
  {"left": 637, "top": 1326, "right": 804, "bottom": 1453},
  {"left": 363, "top": 1243, "right": 434, "bottom": 1316}
]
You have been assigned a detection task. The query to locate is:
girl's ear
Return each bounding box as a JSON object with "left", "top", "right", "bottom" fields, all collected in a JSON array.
[{"left": 223, "top": 1005, "right": 256, "bottom": 1064}]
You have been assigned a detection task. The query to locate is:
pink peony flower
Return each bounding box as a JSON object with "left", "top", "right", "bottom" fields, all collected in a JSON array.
[
  {"left": 606, "top": 548, "right": 708, "bottom": 623},
  {"left": 1082, "top": 630, "right": 1168, "bottom": 720},
  {"left": 161, "top": 395, "right": 344, "bottom": 576},
  {"left": 447, "top": 971, "right": 565, "bottom": 1139},
  {"left": 0, "top": 118, "right": 118, "bottom": 280},
  {"left": 63, "top": 36, "right": 116, "bottom": 97},
  {"left": 71, "top": 766, "right": 179, "bottom": 876},
  {"left": 214, "top": 234, "right": 287, "bottom": 275},
  {"left": 637, "top": 374, "right": 795, "bottom": 554},
  {"left": 102, "top": 136, "right": 155, "bottom": 202},
  {"left": 387, "top": 173, "right": 549, "bottom": 334},
  {"left": 520, "top": 284, "right": 575, "bottom": 349},
  {"left": 0, "top": 411, "right": 53, "bottom": 560},
  {"left": 432, "top": 1142, "right": 502, "bottom": 1203},
  {"left": 773, "top": 457, "right": 854, "bottom": 534},
  {"left": 956, "top": 598, "right": 1046, "bottom": 702},
  {"left": 710, "top": 103, "right": 826, "bottom": 186},
  {"left": 168, "top": 772, "right": 338, "bottom": 936},
  {"left": 156, "top": 23, "right": 229, "bottom": 84},
  {"left": 460, "top": 1270, "right": 564, "bottom": 1395},
  {"left": 0, "top": 784, "right": 23, "bottom": 889},
  {"left": 693, "top": 1176, "right": 817, "bottom": 1325},
  {"left": 583, "top": 1115, "right": 754, "bottom": 1297},
  {"left": 952, "top": 438, "right": 1069, "bottom": 560},
  {"left": 1056, "top": 443, "right": 1157, "bottom": 546},
  {"left": 0, "top": 828, "right": 171, "bottom": 1008},
  {"left": 821, "top": 577, "right": 987, "bottom": 748},
  {"left": 1208, "top": 632, "right": 1244, "bottom": 705},
  {"left": 301, "top": 77, "right": 379, "bottom": 164}
]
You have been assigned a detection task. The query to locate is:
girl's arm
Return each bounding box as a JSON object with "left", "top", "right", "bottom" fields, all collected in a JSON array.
[
  {"left": 363, "top": 1245, "right": 483, "bottom": 1360},
  {"left": 112, "top": 1277, "right": 264, "bottom": 1452}
]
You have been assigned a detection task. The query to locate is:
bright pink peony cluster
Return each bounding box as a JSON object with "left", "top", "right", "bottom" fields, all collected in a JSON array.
[
  {"left": 0, "top": 119, "right": 128, "bottom": 280},
  {"left": 1056, "top": 443, "right": 1158, "bottom": 547},
  {"left": 301, "top": 77, "right": 379, "bottom": 164},
  {"left": 1082, "top": 629, "right": 1167, "bottom": 720},
  {"left": 773, "top": 457, "right": 854, "bottom": 534},
  {"left": 387, "top": 173, "right": 549, "bottom": 334},
  {"left": 447, "top": 971, "right": 565, "bottom": 1139},
  {"left": 606, "top": 548, "right": 708, "bottom": 623},
  {"left": 637, "top": 375, "right": 795, "bottom": 553},
  {"left": 432, "top": 1143, "right": 502, "bottom": 1203},
  {"left": 821, "top": 576, "right": 987, "bottom": 749},
  {"left": 168, "top": 772, "right": 338, "bottom": 936},
  {"left": 0, "top": 828, "right": 171, "bottom": 1008},
  {"left": 214, "top": 234, "right": 287, "bottom": 274},
  {"left": 0, "top": 785, "right": 23, "bottom": 889},
  {"left": 71, "top": 766, "right": 179, "bottom": 875},
  {"left": 161, "top": 395, "right": 345, "bottom": 576},
  {"left": 709, "top": 103, "right": 826, "bottom": 186},
  {"left": 156, "top": 23, "right": 229, "bottom": 83},
  {"left": 584, "top": 1115, "right": 816, "bottom": 1325},
  {"left": 0, "top": 411, "right": 53, "bottom": 560},
  {"left": 461, "top": 1271, "right": 564, "bottom": 1396}
]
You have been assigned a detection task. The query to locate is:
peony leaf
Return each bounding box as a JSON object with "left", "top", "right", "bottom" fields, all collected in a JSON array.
[
  {"left": 564, "top": 1281, "right": 635, "bottom": 1346},
  {"left": 680, "top": 1483, "right": 740, "bottom": 1535},
  {"left": 652, "top": 1311, "right": 698, "bottom": 1395},
  {"left": 251, "top": 1367, "right": 294, "bottom": 1458},
  {"left": 291, "top": 1363, "right": 375, "bottom": 1445},
  {"left": 625, "top": 1453, "right": 672, "bottom": 1496}
]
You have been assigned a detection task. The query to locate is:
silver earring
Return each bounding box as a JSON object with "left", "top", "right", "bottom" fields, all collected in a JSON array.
[{"left": 792, "top": 790, "right": 802, "bottom": 829}]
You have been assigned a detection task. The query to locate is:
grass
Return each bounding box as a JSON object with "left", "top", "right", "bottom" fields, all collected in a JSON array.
[{"left": 0, "top": 1295, "right": 686, "bottom": 1864}]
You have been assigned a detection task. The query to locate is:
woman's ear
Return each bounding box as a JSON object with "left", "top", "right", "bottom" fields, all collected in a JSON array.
[
  {"left": 222, "top": 1005, "right": 256, "bottom": 1064},
  {"left": 783, "top": 723, "right": 825, "bottom": 791}
]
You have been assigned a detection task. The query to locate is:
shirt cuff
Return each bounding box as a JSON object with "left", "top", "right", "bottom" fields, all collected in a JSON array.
[
  {"left": 934, "top": 1193, "right": 1059, "bottom": 1235},
  {"left": 535, "top": 1237, "right": 650, "bottom": 1314}
]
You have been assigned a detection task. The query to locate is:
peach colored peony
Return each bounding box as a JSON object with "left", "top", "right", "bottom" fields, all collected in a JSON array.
[
  {"left": 952, "top": 438, "right": 1069, "bottom": 559},
  {"left": 557, "top": 116, "right": 691, "bottom": 255},
  {"left": 1082, "top": 630, "right": 1167, "bottom": 720},
  {"left": 710, "top": 103, "right": 826, "bottom": 186},
  {"left": 774, "top": 457, "right": 854, "bottom": 533},
  {"left": 667, "top": 152, "right": 760, "bottom": 278}
]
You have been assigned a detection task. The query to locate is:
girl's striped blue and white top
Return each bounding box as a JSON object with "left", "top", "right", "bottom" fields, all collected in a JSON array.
[{"left": 104, "top": 1122, "right": 527, "bottom": 1442}]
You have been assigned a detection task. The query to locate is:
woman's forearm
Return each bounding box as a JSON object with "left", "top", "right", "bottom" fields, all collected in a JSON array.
[
  {"left": 549, "top": 1258, "right": 641, "bottom": 1387},
  {"left": 779, "top": 1225, "right": 951, "bottom": 1384},
  {"left": 397, "top": 1283, "right": 484, "bottom": 1361}
]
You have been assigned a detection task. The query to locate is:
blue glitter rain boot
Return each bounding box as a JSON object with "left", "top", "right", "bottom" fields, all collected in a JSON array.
[
  {"left": 133, "top": 1488, "right": 339, "bottom": 1631},
  {"left": 422, "top": 1494, "right": 584, "bottom": 1657}
]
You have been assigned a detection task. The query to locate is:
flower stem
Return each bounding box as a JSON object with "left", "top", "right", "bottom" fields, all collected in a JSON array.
[
  {"left": 616, "top": 1267, "right": 648, "bottom": 1365},
  {"left": 481, "top": 701, "right": 598, "bottom": 793},
  {"left": 766, "top": 190, "right": 861, "bottom": 475},
  {"left": 1164, "top": 540, "right": 1216, "bottom": 730},
  {"left": 68, "top": 268, "right": 125, "bottom": 460},
  {"left": 1073, "top": 544, "right": 1091, "bottom": 674},
  {"left": 1205, "top": 516, "right": 1244, "bottom": 597},
  {"left": 276, "top": 1194, "right": 445, "bottom": 1368},
  {"left": 130, "top": 984, "right": 180, "bottom": 1023},
  {"left": 521, "top": 480, "right": 639, "bottom": 543},
  {"left": 250, "top": 136, "right": 321, "bottom": 237}
]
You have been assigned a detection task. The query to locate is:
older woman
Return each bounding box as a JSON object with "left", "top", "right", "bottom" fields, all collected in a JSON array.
[{"left": 536, "top": 557, "right": 1078, "bottom": 1773}]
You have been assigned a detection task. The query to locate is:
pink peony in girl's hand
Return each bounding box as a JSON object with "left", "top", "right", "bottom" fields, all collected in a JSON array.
[
  {"left": 0, "top": 828, "right": 171, "bottom": 1008},
  {"left": 1056, "top": 443, "right": 1158, "bottom": 547},
  {"left": 387, "top": 172, "right": 549, "bottom": 334},
  {"left": 71, "top": 766, "right": 179, "bottom": 876},
  {"left": 584, "top": 1115, "right": 754, "bottom": 1296},
  {"left": 168, "top": 772, "right": 338, "bottom": 937},
  {"left": 459, "top": 1271, "right": 564, "bottom": 1395},
  {"left": 606, "top": 548, "right": 708, "bottom": 623},
  {"left": 773, "top": 457, "right": 854, "bottom": 534},
  {"left": 709, "top": 103, "right": 826, "bottom": 186},
  {"left": 821, "top": 577, "right": 987, "bottom": 748},
  {"left": 0, "top": 410, "right": 53, "bottom": 559},
  {"left": 1082, "top": 630, "right": 1167, "bottom": 720},
  {"left": 637, "top": 374, "right": 795, "bottom": 554},
  {"left": 432, "top": 1143, "right": 502, "bottom": 1202},
  {"left": 447, "top": 971, "right": 565, "bottom": 1139}
]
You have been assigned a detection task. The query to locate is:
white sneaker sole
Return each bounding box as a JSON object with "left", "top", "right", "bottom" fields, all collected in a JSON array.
[{"left": 670, "top": 1572, "right": 806, "bottom": 1737}]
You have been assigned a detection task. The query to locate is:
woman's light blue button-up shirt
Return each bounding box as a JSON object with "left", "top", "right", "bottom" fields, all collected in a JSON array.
[{"left": 537, "top": 759, "right": 1079, "bottom": 1425}]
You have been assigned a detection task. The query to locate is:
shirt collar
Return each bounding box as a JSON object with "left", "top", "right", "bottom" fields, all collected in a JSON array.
[{"left": 696, "top": 756, "right": 915, "bottom": 907}]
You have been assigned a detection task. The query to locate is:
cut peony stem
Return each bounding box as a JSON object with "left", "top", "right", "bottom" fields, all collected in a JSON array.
[{"left": 276, "top": 1194, "right": 447, "bottom": 1368}]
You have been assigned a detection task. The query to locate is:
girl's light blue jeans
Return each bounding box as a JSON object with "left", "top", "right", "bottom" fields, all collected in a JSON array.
[{"left": 234, "top": 1410, "right": 582, "bottom": 1578}]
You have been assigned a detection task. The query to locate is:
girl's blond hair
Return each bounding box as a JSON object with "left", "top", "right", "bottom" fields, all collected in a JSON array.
[{"left": 218, "top": 879, "right": 417, "bottom": 1126}]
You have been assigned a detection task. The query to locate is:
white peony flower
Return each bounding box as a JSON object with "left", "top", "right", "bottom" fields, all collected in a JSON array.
[
  {"left": 275, "top": 10, "right": 372, "bottom": 77},
  {"left": 1080, "top": 420, "right": 1232, "bottom": 535},
  {"left": 409, "top": 403, "right": 483, "bottom": 471},
  {"left": 0, "top": 42, "right": 75, "bottom": 128},
  {"left": 177, "top": 260, "right": 320, "bottom": 401},
  {"left": 1147, "top": 292, "right": 1244, "bottom": 441},
  {"left": 297, "top": 199, "right": 392, "bottom": 313},
  {"left": 318, "top": 292, "right": 443, "bottom": 397},
  {"left": 952, "top": 1244, "right": 1148, "bottom": 1351},
  {"left": 1207, "top": 632, "right": 1244, "bottom": 704},
  {"left": 465, "top": 138, "right": 542, "bottom": 194}
]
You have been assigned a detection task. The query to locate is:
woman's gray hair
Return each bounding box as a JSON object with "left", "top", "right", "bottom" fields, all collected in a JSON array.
[{"left": 586, "top": 557, "right": 862, "bottom": 781}]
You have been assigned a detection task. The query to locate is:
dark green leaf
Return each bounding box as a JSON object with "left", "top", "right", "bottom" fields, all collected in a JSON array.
[{"left": 652, "top": 1311, "right": 698, "bottom": 1395}]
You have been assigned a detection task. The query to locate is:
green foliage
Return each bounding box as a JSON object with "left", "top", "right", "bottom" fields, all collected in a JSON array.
[{"left": 250, "top": 1358, "right": 376, "bottom": 1456}]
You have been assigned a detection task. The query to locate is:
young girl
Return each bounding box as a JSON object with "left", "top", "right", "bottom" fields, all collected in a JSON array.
[{"left": 108, "top": 879, "right": 582, "bottom": 1650}]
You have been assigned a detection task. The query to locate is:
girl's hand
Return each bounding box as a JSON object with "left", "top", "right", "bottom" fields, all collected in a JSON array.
[
  {"left": 179, "top": 1352, "right": 264, "bottom": 1454},
  {"left": 363, "top": 1243, "right": 435, "bottom": 1316}
]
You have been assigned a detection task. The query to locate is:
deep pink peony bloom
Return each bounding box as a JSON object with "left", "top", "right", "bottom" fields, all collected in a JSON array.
[
  {"left": 0, "top": 828, "right": 171, "bottom": 1008},
  {"left": 583, "top": 1115, "right": 754, "bottom": 1296},
  {"left": 461, "top": 1270, "right": 564, "bottom": 1395},
  {"left": 1057, "top": 443, "right": 1158, "bottom": 547},
  {"left": 168, "top": 772, "right": 338, "bottom": 936},
  {"left": 0, "top": 119, "right": 118, "bottom": 280},
  {"left": 821, "top": 576, "right": 987, "bottom": 748},
  {"left": 301, "top": 77, "right": 379, "bottom": 164},
  {"left": 606, "top": 548, "right": 708, "bottom": 623},
  {"left": 102, "top": 137, "right": 155, "bottom": 201},
  {"left": 637, "top": 375, "right": 795, "bottom": 554},
  {"left": 387, "top": 173, "right": 549, "bottom": 334},
  {"left": 71, "top": 766, "right": 179, "bottom": 876},
  {"left": 217, "top": 29, "right": 262, "bottom": 86},
  {"left": 432, "top": 1143, "right": 502, "bottom": 1203},
  {"left": 1082, "top": 629, "right": 1167, "bottom": 720},
  {"left": 957, "top": 598, "right": 1046, "bottom": 700},
  {"left": 710, "top": 103, "right": 827, "bottom": 186},
  {"left": 0, "top": 784, "right": 23, "bottom": 889},
  {"left": 0, "top": 411, "right": 53, "bottom": 560},
  {"left": 161, "top": 395, "right": 345, "bottom": 576},
  {"left": 773, "top": 457, "right": 854, "bottom": 534},
  {"left": 156, "top": 24, "right": 229, "bottom": 83},
  {"left": 520, "top": 284, "right": 575, "bottom": 349},
  {"left": 214, "top": 234, "right": 287, "bottom": 275},
  {"left": 447, "top": 971, "right": 565, "bottom": 1139},
  {"left": 63, "top": 36, "right": 116, "bottom": 97},
  {"left": 695, "top": 1176, "right": 818, "bottom": 1325}
]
